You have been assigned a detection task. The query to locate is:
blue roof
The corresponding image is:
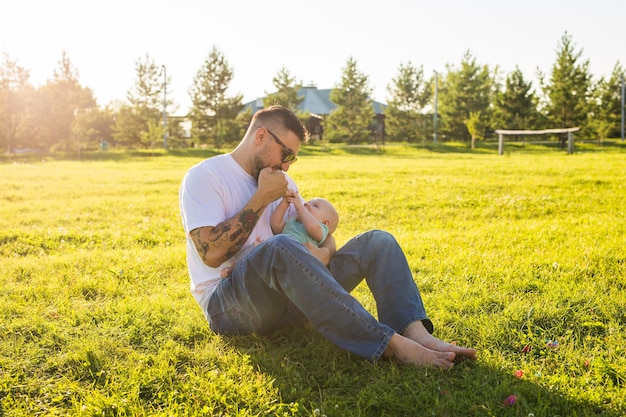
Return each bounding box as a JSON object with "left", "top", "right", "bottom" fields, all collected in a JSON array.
[{"left": 243, "top": 86, "right": 386, "bottom": 116}]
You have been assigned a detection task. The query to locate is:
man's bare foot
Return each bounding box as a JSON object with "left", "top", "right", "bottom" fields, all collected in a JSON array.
[
  {"left": 383, "top": 333, "right": 456, "bottom": 369},
  {"left": 402, "top": 321, "right": 477, "bottom": 362}
]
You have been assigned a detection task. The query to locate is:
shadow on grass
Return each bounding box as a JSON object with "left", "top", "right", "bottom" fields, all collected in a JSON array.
[
  {"left": 418, "top": 142, "right": 495, "bottom": 155},
  {"left": 481, "top": 138, "right": 626, "bottom": 155},
  {"left": 305, "top": 140, "right": 626, "bottom": 157},
  {"left": 0, "top": 148, "right": 225, "bottom": 163},
  {"left": 2, "top": 139, "right": 623, "bottom": 164},
  {"left": 225, "top": 327, "right": 619, "bottom": 417},
  {"left": 574, "top": 139, "right": 626, "bottom": 153}
]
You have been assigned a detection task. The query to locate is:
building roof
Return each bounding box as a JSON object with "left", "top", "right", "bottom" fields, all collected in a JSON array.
[{"left": 243, "top": 86, "right": 386, "bottom": 116}]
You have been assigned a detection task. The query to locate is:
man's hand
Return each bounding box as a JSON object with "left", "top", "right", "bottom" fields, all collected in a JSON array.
[{"left": 257, "top": 167, "right": 289, "bottom": 203}]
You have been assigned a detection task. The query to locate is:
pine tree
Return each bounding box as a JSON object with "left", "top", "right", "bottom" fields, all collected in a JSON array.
[
  {"left": 439, "top": 51, "right": 493, "bottom": 141},
  {"left": 37, "top": 51, "right": 96, "bottom": 150},
  {"left": 540, "top": 32, "right": 593, "bottom": 144},
  {"left": 385, "top": 62, "right": 431, "bottom": 142},
  {"left": 126, "top": 53, "right": 167, "bottom": 112},
  {"left": 264, "top": 67, "right": 303, "bottom": 111},
  {"left": 113, "top": 53, "right": 170, "bottom": 148},
  {"left": 593, "top": 62, "right": 624, "bottom": 139},
  {"left": 0, "top": 52, "right": 35, "bottom": 152},
  {"left": 188, "top": 46, "right": 243, "bottom": 147},
  {"left": 326, "top": 57, "right": 374, "bottom": 144},
  {"left": 492, "top": 66, "right": 538, "bottom": 135}
]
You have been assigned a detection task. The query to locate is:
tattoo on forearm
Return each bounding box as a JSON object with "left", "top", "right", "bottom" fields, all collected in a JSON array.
[
  {"left": 229, "top": 224, "right": 244, "bottom": 243},
  {"left": 209, "top": 223, "right": 231, "bottom": 247},
  {"left": 239, "top": 209, "right": 259, "bottom": 232},
  {"left": 191, "top": 208, "right": 262, "bottom": 263},
  {"left": 190, "top": 229, "right": 210, "bottom": 259},
  {"left": 225, "top": 245, "right": 242, "bottom": 260},
  {"left": 228, "top": 209, "right": 260, "bottom": 243},
  {"left": 225, "top": 209, "right": 261, "bottom": 258}
]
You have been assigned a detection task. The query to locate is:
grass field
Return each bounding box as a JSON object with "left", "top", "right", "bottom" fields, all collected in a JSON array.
[{"left": 1, "top": 141, "right": 625, "bottom": 416}]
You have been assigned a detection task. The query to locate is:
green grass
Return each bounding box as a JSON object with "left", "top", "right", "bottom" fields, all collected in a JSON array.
[{"left": 1, "top": 141, "right": 625, "bottom": 416}]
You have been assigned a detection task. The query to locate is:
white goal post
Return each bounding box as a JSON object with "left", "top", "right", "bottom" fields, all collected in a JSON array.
[{"left": 494, "top": 127, "right": 580, "bottom": 155}]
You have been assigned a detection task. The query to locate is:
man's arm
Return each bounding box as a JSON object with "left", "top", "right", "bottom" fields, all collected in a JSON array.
[
  {"left": 190, "top": 205, "right": 262, "bottom": 268},
  {"left": 189, "top": 167, "right": 288, "bottom": 268}
]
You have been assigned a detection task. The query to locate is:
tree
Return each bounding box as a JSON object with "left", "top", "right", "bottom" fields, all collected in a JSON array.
[
  {"left": 0, "top": 52, "right": 36, "bottom": 152},
  {"left": 264, "top": 67, "right": 303, "bottom": 111},
  {"left": 140, "top": 119, "right": 165, "bottom": 150},
  {"left": 593, "top": 62, "right": 624, "bottom": 139},
  {"left": 188, "top": 46, "right": 244, "bottom": 147},
  {"left": 214, "top": 100, "right": 249, "bottom": 147},
  {"left": 492, "top": 66, "right": 538, "bottom": 135},
  {"left": 539, "top": 32, "right": 593, "bottom": 144},
  {"left": 113, "top": 53, "right": 170, "bottom": 148},
  {"left": 112, "top": 104, "right": 144, "bottom": 147},
  {"left": 72, "top": 106, "right": 115, "bottom": 151},
  {"left": 36, "top": 51, "right": 97, "bottom": 150},
  {"left": 439, "top": 51, "right": 494, "bottom": 141},
  {"left": 159, "top": 117, "right": 187, "bottom": 148},
  {"left": 384, "top": 62, "right": 431, "bottom": 142},
  {"left": 464, "top": 111, "right": 487, "bottom": 149},
  {"left": 127, "top": 53, "right": 170, "bottom": 112},
  {"left": 326, "top": 57, "right": 374, "bottom": 143}
]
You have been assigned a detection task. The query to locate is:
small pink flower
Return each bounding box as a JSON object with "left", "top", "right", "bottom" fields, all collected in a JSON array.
[
  {"left": 584, "top": 359, "right": 590, "bottom": 368},
  {"left": 503, "top": 394, "right": 517, "bottom": 406},
  {"left": 546, "top": 340, "right": 559, "bottom": 348},
  {"left": 514, "top": 370, "right": 524, "bottom": 378}
]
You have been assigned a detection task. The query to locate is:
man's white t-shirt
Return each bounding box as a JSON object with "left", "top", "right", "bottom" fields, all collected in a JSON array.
[{"left": 179, "top": 154, "right": 298, "bottom": 315}]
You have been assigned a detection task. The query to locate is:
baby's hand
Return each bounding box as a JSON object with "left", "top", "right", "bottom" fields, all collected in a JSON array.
[
  {"left": 286, "top": 190, "right": 303, "bottom": 207},
  {"left": 280, "top": 190, "right": 297, "bottom": 206}
]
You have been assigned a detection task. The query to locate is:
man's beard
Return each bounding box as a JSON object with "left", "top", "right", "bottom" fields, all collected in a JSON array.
[
  {"left": 251, "top": 154, "right": 267, "bottom": 180},
  {"left": 251, "top": 153, "right": 281, "bottom": 180}
]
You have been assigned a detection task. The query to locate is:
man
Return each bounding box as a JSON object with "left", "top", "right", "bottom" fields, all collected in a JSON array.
[{"left": 179, "top": 105, "right": 476, "bottom": 368}]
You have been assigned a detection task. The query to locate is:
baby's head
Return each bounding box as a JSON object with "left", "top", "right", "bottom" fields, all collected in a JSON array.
[{"left": 306, "top": 197, "right": 339, "bottom": 234}]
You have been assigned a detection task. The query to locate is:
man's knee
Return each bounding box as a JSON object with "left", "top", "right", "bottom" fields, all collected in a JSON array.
[{"left": 364, "top": 229, "right": 397, "bottom": 246}]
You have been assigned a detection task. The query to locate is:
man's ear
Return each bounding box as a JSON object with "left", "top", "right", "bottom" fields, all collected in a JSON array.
[{"left": 254, "top": 128, "right": 264, "bottom": 145}]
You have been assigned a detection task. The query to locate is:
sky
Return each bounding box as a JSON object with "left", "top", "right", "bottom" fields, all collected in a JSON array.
[{"left": 2, "top": 0, "right": 624, "bottom": 116}]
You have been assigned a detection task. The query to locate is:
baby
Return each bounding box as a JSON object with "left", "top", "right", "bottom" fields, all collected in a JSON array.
[
  {"left": 220, "top": 191, "right": 339, "bottom": 278},
  {"left": 270, "top": 190, "right": 339, "bottom": 246}
]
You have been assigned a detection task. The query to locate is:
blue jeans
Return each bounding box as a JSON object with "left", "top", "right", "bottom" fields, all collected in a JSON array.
[{"left": 206, "top": 230, "right": 433, "bottom": 360}]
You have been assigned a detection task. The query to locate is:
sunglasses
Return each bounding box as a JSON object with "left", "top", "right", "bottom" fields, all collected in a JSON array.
[{"left": 266, "top": 128, "right": 298, "bottom": 163}]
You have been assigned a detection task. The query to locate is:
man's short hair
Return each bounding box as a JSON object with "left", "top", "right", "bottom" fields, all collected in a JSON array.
[{"left": 252, "top": 105, "right": 309, "bottom": 143}]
